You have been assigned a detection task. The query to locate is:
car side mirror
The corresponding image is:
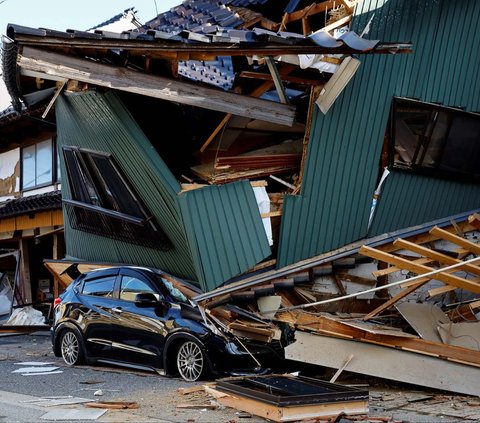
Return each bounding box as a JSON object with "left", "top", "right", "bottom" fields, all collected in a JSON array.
[{"left": 134, "top": 292, "right": 160, "bottom": 307}]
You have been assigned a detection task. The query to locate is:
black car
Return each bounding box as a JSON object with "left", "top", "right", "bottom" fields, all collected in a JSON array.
[{"left": 52, "top": 266, "right": 281, "bottom": 381}]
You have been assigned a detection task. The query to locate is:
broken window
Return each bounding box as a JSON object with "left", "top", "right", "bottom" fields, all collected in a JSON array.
[
  {"left": 390, "top": 98, "right": 480, "bottom": 180},
  {"left": 21, "top": 138, "right": 58, "bottom": 190},
  {"left": 62, "top": 147, "right": 171, "bottom": 250}
]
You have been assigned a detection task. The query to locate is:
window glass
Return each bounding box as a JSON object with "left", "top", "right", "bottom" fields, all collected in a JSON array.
[
  {"left": 391, "top": 98, "right": 480, "bottom": 179},
  {"left": 61, "top": 146, "right": 171, "bottom": 250},
  {"left": 22, "top": 145, "right": 36, "bottom": 189},
  {"left": 82, "top": 276, "right": 115, "bottom": 298},
  {"left": 161, "top": 278, "right": 188, "bottom": 303},
  {"left": 119, "top": 275, "right": 160, "bottom": 302},
  {"left": 21, "top": 139, "right": 54, "bottom": 189},
  {"left": 36, "top": 139, "right": 53, "bottom": 185}
]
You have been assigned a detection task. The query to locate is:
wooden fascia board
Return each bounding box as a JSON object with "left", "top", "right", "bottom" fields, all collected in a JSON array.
[
  {"left": 18, "top": 47, "right": 296, "bottom": 126},
  {"left": 14, "top": 36, "right": 412, "bottom": 56}
]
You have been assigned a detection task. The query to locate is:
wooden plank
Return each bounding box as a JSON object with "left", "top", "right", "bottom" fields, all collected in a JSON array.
[
  {"left": 428, "top": 284, "right": 457, "bottom": 297},
  {"left": 315, "top": 57, "right": 361, "bottom": 114},
  {"left": 335, "top": 272, "right": 377, "bottom": 286},
  {"left": 199, "top": 80, "right": 275, "bottom": 153},
  {"left": 360, "top": 245, "right": 480, "bottom": 293},
  {"left": 430, "top": 226, "right": 480, "bottom": 255},
  {"left": 372, "top": 258, "right": 434, "bottom": 277},
  {"left": 363, "top": 281, "right": 428, "bottom": 320},
  {"left": 285, "top": 331, "right": 480, "bottom": 396},
  {"left": 19, "top": 47, "right": 296, "bottom": 126},
  {"left": 261, "top": 210, "right": 282, "bottom": 218},
  {"left": 286, "top": 311, "right": 480, "bottom": 367},
  {"left": 265, "top": 57, "right": 289, "bottom": 104},
  {"left": 468, "top": 213, "right": 480, "bottom": 230},
  {"left": 321, "top": 15, "right": 352, "bottom": 33},
  {"left": 394, "top": 238, "right": 480, "bottom": 275}
]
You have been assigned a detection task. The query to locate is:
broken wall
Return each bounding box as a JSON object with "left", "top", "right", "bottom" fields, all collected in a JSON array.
[
  {"left": 277, "top": 0, "right": 480, "bottom": 268},
  {"left": 0, "top": 148, "right": 20, "bottom": 201},
  {"left": 56, "top": 90, "right": 270, "bottom": 291}
]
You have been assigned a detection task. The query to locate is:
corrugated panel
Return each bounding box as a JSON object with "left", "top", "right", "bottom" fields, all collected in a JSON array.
[
  {"left": 277, "top": 0, "right": 480, "bottom": 268},
  {"left": 369, "top": 170, "right": 480, "bottom": 236},
  {"left": 56, "top": 90, "right": 197, "bottom": 281},
  {"left": 179, "top": 181, "right": 271, "bottom": 291}
]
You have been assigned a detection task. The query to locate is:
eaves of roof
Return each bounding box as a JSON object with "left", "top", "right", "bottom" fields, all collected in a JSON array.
[{"left": 0, "top": 191, "right": 62, "bottom": 219}]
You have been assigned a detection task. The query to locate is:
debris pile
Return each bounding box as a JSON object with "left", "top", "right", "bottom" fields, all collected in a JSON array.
[{"left": 196, "top": 213, "right": 480, "bottom": 396}]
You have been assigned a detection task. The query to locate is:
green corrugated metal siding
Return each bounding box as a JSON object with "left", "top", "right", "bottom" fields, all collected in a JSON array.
[
  {"left": 56, "top": 90, "right": 197, "bottom": 280},
  {"left": 277, "top": 0, "right": 480, "bottom": 268},
  {"left": 179, "top": 181, "right": 271, "bottom": 291},
  {"left": 369, "top": 170, "right": 480, "bottom": 236},
  {"left": 57, "top": 90, "right": 271, "bottom": 291}
]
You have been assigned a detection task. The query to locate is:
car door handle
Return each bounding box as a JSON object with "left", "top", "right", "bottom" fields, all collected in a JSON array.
[{"left": 111, "top": 307, "right": 123, "bottom": 313}]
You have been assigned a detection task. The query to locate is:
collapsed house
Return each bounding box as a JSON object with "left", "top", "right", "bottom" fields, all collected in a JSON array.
[{"left": 1, "top": 0, "right": 480, "bottom": 395}]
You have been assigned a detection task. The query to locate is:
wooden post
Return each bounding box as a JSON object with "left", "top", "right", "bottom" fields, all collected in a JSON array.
[{"left": 19, "top": 239, "right": 32, "bottom": 304}]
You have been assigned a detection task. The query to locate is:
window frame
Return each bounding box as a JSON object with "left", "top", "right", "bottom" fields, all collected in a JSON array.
[
  {"left": 61, "top": 146, "right": 171, "bottom": 250},
  {"left": 21, "top": 137, "right": 59, "bottom": 191},
  {"left": 389, "top": 97, "right": 480, "bottom": 183}
]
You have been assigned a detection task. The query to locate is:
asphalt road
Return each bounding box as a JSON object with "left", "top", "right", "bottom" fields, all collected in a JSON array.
[
  {"left": 1, "top": 330, "right": 474, "bottom": 423},
  {"left": 0, "top": 330, "right": 265, "bottom": 422}
]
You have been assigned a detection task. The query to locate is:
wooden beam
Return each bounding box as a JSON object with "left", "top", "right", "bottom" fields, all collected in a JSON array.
[
  {"left": 199, "top": 80, "right": 275, "bottom": 153},
  {"left": 430, "top": 226, "right": 480, "bottom": 255},
  {"left": 372, "top": 257, "right": 435, "bottom": 277},
  {"left": 363, "top": 281, "right": 427, "bottom": 320},
  {"left": 19, "top": 239, "right": 32, "bottom": 304},
  {"left": 18, "top": 47, "right": 296, "bottom": 126},
  {"left": 394, "top": 238, "right": 480, "bottom": 276},
  {"left": 377, "top": 221, "right": 478, "bottom": 253},
  {"left": 360, "top": 245, "right": 480, "bottom": 293},
  {"left": 265, "top": 57, "right": 289, "bottom": 104}
]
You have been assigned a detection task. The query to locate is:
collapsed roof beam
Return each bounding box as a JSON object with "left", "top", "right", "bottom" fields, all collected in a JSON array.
[{"left": 18, "top": 47, "right": 296, "bottom": 126}]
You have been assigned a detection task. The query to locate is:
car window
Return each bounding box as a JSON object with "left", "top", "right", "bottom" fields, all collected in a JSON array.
[
  {"left": 82, "top": 276, "right": 115, "bottom": 298},
  {"left": 119, "top": 275, "right": 161, "bottom": 302}
]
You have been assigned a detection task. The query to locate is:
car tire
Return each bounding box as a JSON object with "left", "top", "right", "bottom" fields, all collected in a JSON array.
[
  {"left": 176, "top": 339, "right": 208, "bottom": 382},
  {"left": 60, "top": 329, "right": 85, "bottom": 366}
]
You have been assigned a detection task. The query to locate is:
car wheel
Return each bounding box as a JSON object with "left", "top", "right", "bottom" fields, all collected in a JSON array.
[
  {"left": 60, "top": 329, "right": 84, "bottom": 366},
  {"left": 176, "top": 340, "right": 207, "bottom": 382}
]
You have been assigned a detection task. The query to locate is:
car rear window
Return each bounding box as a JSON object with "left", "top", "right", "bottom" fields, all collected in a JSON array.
[{"left": 82, "top": 276, "right": 115, "bottom": 297}]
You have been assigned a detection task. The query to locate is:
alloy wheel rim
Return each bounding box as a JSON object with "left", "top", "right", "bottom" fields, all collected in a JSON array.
[
  {"left": 177, "top": 341, "right": 204, "bottom": 381},
  {"left": 61, "top": 332, "right": 79, "bottom": 365}
]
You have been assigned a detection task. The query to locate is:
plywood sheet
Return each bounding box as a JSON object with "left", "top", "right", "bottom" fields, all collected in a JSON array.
[
  {"left": 396, "top": 302, "right": 450, "bottom": 343},
  {"left": 438, "top": 321, "right": 480, "bottom": 350},
  {"left": 285, "top": 331, "right": 480, "bottom": 396}
]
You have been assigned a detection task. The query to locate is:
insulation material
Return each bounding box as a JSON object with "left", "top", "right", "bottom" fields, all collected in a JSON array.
[
  {"left": 0, "top": 274, "right": 14, "bottom": 316},
  {"left": 253, "top": 186, "right": 273, "bottom": 246},
  {"left": 5, "top": 306, "right": 45, "bottom": 325}
]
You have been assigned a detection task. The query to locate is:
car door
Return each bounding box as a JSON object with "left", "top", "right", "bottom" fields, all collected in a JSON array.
[
  {"left": 107, "top": 268, "right": 170, "bottom": 368},
  {"left": 76, "top": 268, "right": 120, "bottom": 358}
]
